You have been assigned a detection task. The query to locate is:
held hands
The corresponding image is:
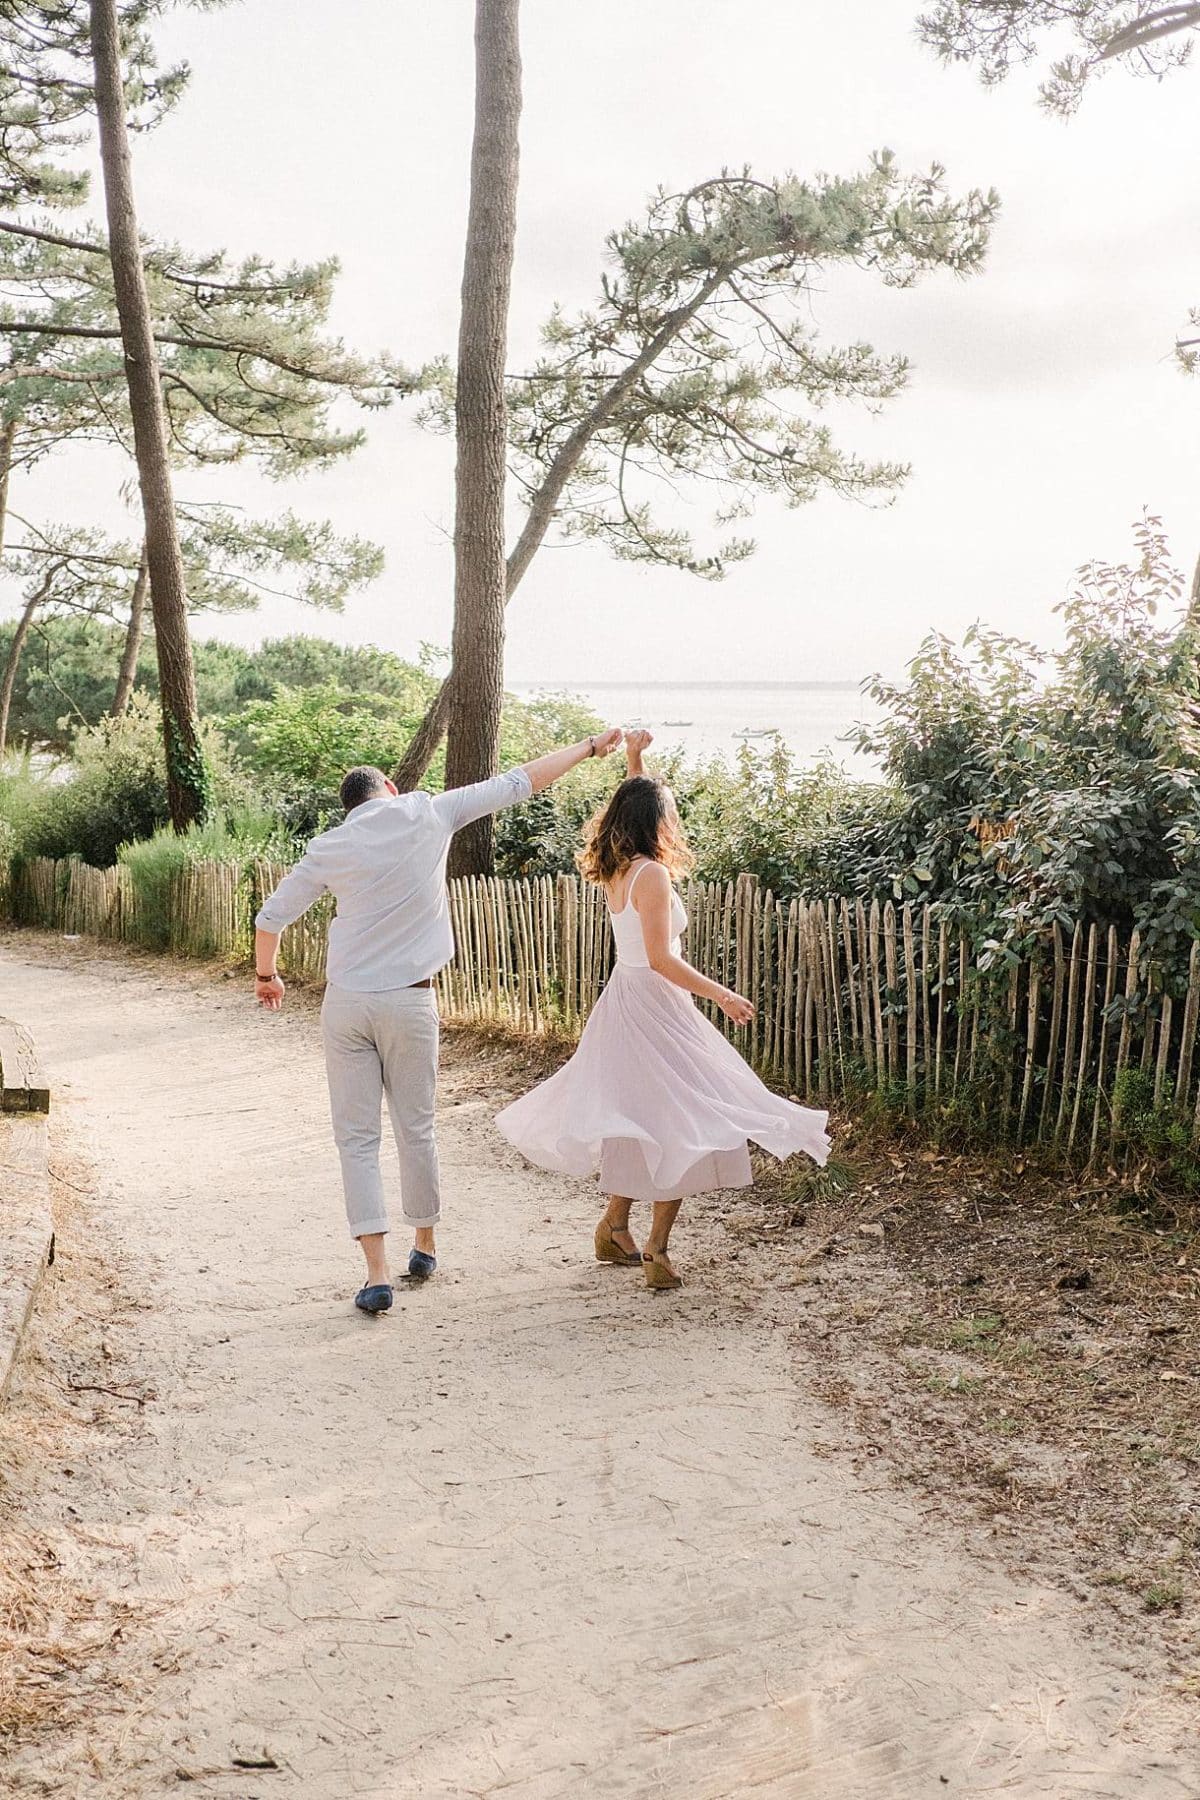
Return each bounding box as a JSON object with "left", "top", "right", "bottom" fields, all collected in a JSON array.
[
  {"left": 589, "top": 728, "right": 623, "bottom": 758},
  {"left": 718, "top": 987, "right": 755, "bottom": 1027},
  {"left": 255, "top": 974, "right": 285, "bottom": 1012}
]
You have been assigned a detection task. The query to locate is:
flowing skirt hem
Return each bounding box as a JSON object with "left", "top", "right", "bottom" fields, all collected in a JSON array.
[{"left": 494, "top": 961, "right": 831, "bottom": 1203}]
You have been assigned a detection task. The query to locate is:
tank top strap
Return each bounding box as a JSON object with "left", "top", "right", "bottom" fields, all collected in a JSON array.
[{"left": 623, "top": 858, "right": 655, "bottom": 907}]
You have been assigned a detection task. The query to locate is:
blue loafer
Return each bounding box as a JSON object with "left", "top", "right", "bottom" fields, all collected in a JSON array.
[
  {"left": 407, "top": 1249, "right": 437, "bottom": 1281},
  {"left": 354, "top": 1283, "right": 394, "bottom": 1314}
]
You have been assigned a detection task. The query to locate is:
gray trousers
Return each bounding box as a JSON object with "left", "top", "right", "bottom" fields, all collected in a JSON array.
[{"left": 321, "top": 983, "right": 441, "bottom": 1237}]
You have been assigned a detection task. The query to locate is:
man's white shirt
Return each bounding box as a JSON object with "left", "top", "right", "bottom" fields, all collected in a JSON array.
[{"left": 254, "top": 769, "right": 533, "bottom": 991}]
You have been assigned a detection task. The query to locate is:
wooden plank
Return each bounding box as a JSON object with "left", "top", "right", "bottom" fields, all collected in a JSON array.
[
  {"left": 782, "top": 899, "right": 799, "bottom": 1092},
  {"left": 1017, "top": 950, "right": 1041, "bottom": 1142},
  {"left": 1176, "top": 941, "right": 1200, "bottom": 1119},
  {"left": 868, "top": 899, "right": 886, "bottom": 1090},
  {"left": 808, "top": 904, "right": 829, "bottom": 1097},
  {"left": 882, "top": 901, "right": 899, "bottom": 1085},
  {"left": 799, "top": 902, "right": 814, "bottom": 1098},
  {"left": 902, "top": 904, "right": 918, "bottom": 1113},
  {"left": 761, "top": 892, "right": 776, "bottom": 1075},
  {"left": 999, "top": 963, "right": 1020, "bottom": 1134},
  {"left": 825, "top": 899, "right": 846, "bottom": 1094},
  {"left": 1154, "top": 993, "right": 1173, "bottom": 1110},
  {"left": 1037, "top": 924, "right": 1065, "bottom": 1143},
  {"left": 855, "top": 899, "right": 874, "bottom": 1083},
  {"left": 1107, "top": 928, "right": 1139, "bottom": 1153},
  {"left": 1054, "top": 924, "right": 1083, "bottom": 1146},
  {"left": 1089, "top": 926, "right": 1120, "bottom": 1161},
  {"left": 756, "top": 885, "right": 767, "bottom": 1064},
  {"left": 920, "top": 905, "right": 933, "bottom": 1109},
  {"left": 841, "top": 899, "right": 861, "bottom": 1060},
  {"left": 934, "top": 916, "right": 949, "bottom": 1100},
  {"left": 0, "top": 1019, "right": 50, "bottom": 1114},
  {"left": 1068, "top": 924, "right": 1099, "bottom": 1155},
  {"left": 952, "top": 935, "right": 969, "bottom": 1091}
]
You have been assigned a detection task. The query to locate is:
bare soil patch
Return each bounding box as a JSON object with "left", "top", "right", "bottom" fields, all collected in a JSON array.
[{"left": 745, "top": 1117, "right": 1200, "bottom": 1692}]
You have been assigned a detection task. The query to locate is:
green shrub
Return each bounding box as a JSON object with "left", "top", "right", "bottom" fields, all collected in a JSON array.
[
  {"left": 13, "top": 694, "right": 249, "bottom": 868},
  {"left": 839, "top": 515, "right": 1200, "bottom": 979},
  {"left": 492, "top": 736, "right": 887, "bottom": 891},
  {"left": 234, "top": 682, "right": 429, "bottom": 791}
]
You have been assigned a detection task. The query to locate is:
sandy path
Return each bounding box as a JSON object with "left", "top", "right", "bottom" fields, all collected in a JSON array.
[{"left": 0, "top": 938, "right": 1192, "bottom": 1798}]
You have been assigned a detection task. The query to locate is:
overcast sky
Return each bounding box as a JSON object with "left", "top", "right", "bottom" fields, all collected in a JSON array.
[{"left": 15, "top": 0, "right": 1200, "bottom": 684}]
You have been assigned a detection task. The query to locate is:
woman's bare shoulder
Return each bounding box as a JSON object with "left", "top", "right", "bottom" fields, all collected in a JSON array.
[{"left": 630, "top": 860, "right": 671, "bottom": 908}]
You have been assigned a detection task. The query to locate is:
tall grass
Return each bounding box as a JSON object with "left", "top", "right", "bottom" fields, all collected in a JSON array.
[{"left": 117, "top": 808, "right": 284, "bottom": 950}]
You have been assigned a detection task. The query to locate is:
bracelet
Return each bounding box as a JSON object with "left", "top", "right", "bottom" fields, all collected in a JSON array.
[
  {"left": 256, "top": 972, "right": 279, "bottom": 982},
  {"left": 587, "top": 735, "right": 596, "bottom": 757}
]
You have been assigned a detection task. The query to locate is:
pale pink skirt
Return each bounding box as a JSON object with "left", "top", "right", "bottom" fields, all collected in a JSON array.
[{"left": 495, "top": 963, "right": 830, "bottom": 1202}]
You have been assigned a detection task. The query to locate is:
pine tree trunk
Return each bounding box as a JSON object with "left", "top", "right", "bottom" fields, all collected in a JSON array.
[
  {"left": 111, "top": 541, "right": 148, "bottom": 717},
  {"left": 392, "top": 271, "right": 724, "bottom": 794},
  {"left": 0, "top": 418, "right": 16, "bottom": 563},
  {"left": 442, "top": 0, "right": 522, "bottom": 877},
  {"left": 89, "top": 0, "right": 205, "bottom": 832},
  {"left": 0, "top": 579, "right": 46, "bottom": 753},
  {"left": 394, "top": 677, "right": 455, "bottom": 792}
]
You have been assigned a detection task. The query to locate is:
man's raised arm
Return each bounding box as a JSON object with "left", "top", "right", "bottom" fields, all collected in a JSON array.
[
  {"left": 522, "top": 727, "right": 623, "bottom": 793},
  {"left": 430, "top": 729, "right": 623, "bottom": 834}
]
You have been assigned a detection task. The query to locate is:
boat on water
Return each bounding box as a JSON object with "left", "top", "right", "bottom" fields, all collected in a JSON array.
[
  {"left": 661, "top": 719, "right": 693, "bottom": 727},
  {"left": 733, "top": 727, "right": 776, "bottom": 739}
]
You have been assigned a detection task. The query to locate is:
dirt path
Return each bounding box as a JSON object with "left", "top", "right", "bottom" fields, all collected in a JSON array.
[{"left": 0, "top": 938, "right": 1193, "bottom": 1798}]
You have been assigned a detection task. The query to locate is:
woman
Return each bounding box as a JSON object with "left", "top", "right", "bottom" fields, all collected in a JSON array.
[{"left": 496, "top": 731, "right": 830, "bottom": 1289}]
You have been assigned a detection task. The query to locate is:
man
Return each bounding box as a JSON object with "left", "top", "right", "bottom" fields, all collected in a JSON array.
[{"left": 254, "top": 729, "right": 622, "bottom": 1314}]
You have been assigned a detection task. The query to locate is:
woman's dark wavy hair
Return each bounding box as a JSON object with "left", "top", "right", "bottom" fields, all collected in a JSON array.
[{"left": 577, "top": 776, "right": 695, "bottom": 886}]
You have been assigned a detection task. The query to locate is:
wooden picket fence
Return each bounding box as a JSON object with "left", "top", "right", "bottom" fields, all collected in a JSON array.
[{"left": 6, "top": 852, "right": 1198, "bottom": 1156}]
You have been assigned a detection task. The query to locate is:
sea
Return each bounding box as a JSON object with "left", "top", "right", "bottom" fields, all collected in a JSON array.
[{"left": 507, "top": 680, "right": 883, "bottom": 776}]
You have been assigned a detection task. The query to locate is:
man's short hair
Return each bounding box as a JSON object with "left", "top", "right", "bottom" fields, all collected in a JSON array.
[{"left": 340, "top": 765, "right": 391, "bottom": 813}]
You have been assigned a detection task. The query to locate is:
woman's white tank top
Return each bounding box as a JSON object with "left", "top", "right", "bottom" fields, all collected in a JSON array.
[{"left": 607, "top": 861, "right": 687, "bottom": 967}]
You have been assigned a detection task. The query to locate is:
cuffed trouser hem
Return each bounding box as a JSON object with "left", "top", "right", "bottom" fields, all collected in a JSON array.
[{"left": 352, "top": 1219, "right": 391, "bottom": 1239}]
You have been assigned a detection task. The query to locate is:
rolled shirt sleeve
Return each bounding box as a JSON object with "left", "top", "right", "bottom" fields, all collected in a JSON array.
[
  {"left": 254, "top": 853, "right": 328, "bottom": 934},
  {"left": 429, "top": 767, "right": 534, "bottom": 835}
]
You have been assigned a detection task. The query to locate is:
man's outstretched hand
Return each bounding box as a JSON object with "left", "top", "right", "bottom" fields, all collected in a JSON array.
[{"left": 592, "top": 727, "right": 623, "bottom": 758}]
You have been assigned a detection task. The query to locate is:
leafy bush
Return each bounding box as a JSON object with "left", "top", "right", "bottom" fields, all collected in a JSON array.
[
  {"left": 837, "top": 515, "right": 1200, "bottom": 978},
  {"left": 672, "top": 742, "right": 889, "bottom": 895},
  {"left": 12, "top": 694, "right": 249, "bottom": 867},
  {"left": 236, "top": 681, "right": 431, "bottom": 791},
  {"left": 493, "top": 737, "right": 886, "bottom": 890}
]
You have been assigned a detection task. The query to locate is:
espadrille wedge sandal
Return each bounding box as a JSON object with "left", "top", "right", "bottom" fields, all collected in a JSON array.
[
  {"left": 642, "top": 1252, "right": 683, "bottom": 1291},
  {"left": 594, "top": 1219, "right": 642, "bottom": 1266}
]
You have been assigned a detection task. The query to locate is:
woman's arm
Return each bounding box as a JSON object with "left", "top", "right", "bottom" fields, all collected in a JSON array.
[
  {"left": 634, "top": 863, "right": 754, "bottom": 1025},
  {"left": 624, "top": 728, "right": 652, "bottom": 778}
]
